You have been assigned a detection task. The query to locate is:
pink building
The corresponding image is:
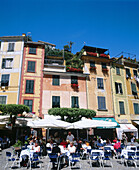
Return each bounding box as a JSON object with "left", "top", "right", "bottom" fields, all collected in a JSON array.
[{"left": 42, "top": 55, "right": 87, "bottom": 115}]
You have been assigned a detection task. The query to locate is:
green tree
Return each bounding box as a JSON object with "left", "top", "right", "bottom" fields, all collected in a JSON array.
[
  {"left": 0, "top": 104, "right": 29, "bottom": 126},
  {"left": 48, "top": 108, "right": 96, "bottom": 123}
]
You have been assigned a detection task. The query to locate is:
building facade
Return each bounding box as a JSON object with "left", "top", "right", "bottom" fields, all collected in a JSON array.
[
  {"left": 19, "top": 41, "right": 45, "bottom": 117},
  {"left": 0, "top": 35, "right": 26, "bottom": 105},
  {"left": 42, "top": 54, "right": 87, "bottom": 115}
]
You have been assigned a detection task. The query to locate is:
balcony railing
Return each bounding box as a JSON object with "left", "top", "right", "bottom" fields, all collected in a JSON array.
[{"left": 44, "top": 59, "right": 64, "bottom": 66}]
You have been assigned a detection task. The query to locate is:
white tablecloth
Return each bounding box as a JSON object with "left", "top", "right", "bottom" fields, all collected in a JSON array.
[
  {"left": 20, "top": 149, "right": 35, "bottom": 161},
  {"left": 121, "top": 149, "right": 134, "bottom": 159}
]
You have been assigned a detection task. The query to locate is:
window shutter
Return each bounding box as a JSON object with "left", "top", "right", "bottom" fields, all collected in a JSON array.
[
  {"left": 119, "top": 83, "right": 123, "bottom": 94},
  {"left": 2, "top": 59, "right": 6, "bottom": 69},
  {"left": 75, "top": 97, "right": 79, "bottom": 108},
  {"left": 26, "top": 80, "right": 29, "bottom": 93},
  {"left": 102, "top": 97, "right": 106, "bottom": 110},
  {"left": 71, "top": 97, "right": 74, "bottom": 108},
  {"left": 119, "top": 102, "right": 125, "bottom": 114},
  {"left": 30, "top": 80, "right": 34, "bottom": 93},
  {"left": 131, "top": 82, "right": 137, "bottom": 95},
  {"left": 115, "top": 82, "right": 118, "bottom": 94}
]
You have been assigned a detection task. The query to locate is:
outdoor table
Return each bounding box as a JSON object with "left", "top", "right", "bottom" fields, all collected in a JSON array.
[
  {"left": 121, "top": 149, "right": 135, "bottom": 159},
  {"left": 20, "top": 149, "right": 35, "bottom": 161},
  {"left": 126, "top": 146, "right": 137, "bottom": 151}
]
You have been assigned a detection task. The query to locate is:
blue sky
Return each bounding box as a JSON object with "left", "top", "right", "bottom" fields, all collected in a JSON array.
[{"left": 0, "top": 0, "right": 139, "bottom": 59}]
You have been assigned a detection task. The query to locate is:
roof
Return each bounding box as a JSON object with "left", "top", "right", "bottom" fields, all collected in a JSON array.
[
  {"left": 38, "top": 40, "right": 56, "bottom": 47},
  {"left": 25, "top": 41, "right": 45, "bottom": 46},
  {"left": 0, "top": 35, "right": 26, "bottom": 40},
  {"left": 83, "top": 45, "right": 108, "bottom": 53}
]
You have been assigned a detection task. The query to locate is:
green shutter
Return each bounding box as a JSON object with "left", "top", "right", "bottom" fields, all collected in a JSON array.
[
  {"left": 71, "top": 97, "right": 74, "bottom": 108},
  {"left": 119, "top": 83, "right": 123, "bottom": 94},
  {"left": 131, "top": 82, "right": 137, "bottom": 95},
  {"left": 119, "top": 101, "right": 125, "bottom": 114},
  {"left": 134, "top": 103, "right": 139, "bottom": 114},
  {"left": 2, "top": 59, "right": 6, "bottom": 69}
]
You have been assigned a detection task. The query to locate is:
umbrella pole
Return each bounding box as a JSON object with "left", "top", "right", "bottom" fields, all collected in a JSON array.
[
  {"left": 87, "top": 129, "right": 88, "bottom": 141},
  {"left": 47, "top": 128, "right": 49, "bottom": 140},
  {"left": 77, "top": 130, "right": 79, "bottom": 140}
]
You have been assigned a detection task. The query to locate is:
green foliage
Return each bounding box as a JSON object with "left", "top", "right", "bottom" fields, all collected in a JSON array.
[
  {"left": 48, "top": 108, "right": 96, "bottom": 123},
  {"left": 13, "top": 140, "right": 22, "bottom": 148},
  {"left": 0, "top": 104, "right": 29, "bottom": 115}
]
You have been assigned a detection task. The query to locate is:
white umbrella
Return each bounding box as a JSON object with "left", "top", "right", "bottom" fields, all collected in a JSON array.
[
  {"left": 27, "top": 116, "right": 71, "bottom": 129},
  {"left": 67, "top": 117, "right": 117, "bottom": 129}
]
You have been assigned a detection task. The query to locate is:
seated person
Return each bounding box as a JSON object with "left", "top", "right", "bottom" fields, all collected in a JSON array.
[
  {"left": 97, "top": 139, "right": 103, "bottom": 149},
  {"left": 34, "top": 142, "right": 40, "bottom": 152},
  {"left": 105, "top": 139, "right": 112, "bottom": 146},
  {"left": 67, "top": 142, "right": 76, "bottom": 154},
  {"left": 60, "top": 139, "right": 67, "bottom": 148},
  {"left": 76, "top": 140, "right": 85, "bottom": 155},
  {"left": 51, "top": 143, "right": 61, "bottom": 169},
  {"left": 114, "top": 140, "right": 121, "bottom": 150}
]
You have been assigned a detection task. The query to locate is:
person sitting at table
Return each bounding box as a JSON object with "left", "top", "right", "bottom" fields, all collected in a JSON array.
[
  {"left": 106, "top": 138, "right": 112, "bottom": 146},
  {"left": 76, "top": 140, "right": 85, "bottom": 153},
  {"left": 114, "top": 140, "right": 121, "bottom": 150},
  {"left": 67, "top": 142, "right": 76, "bottom": 154},
  {"left": 34, "top": 142, "right": 40, "bottom": 152},
  {"left": 97, "top": 139, "right": 103, "bottom": 149},
  {"left": 51, "top": 143, "right": 61, "bottom": 169},
  {"left": 60, "top": 138, "right": 67, "bottom": 148}
]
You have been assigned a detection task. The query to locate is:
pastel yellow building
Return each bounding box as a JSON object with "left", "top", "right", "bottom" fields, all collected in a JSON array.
[{"left": 0, "top": 35, "right": 26, "bottom": 105}]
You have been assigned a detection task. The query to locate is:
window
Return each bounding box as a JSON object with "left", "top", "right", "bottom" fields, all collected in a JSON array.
[
  {"left": 90, "top": 61, "right": 95, "bottom": 67},
  {"left": 115, "top": 82, "right": 123, "bottom": 94},
  {"left": 116, "top": 67, "right": 120, "bottom": 75},
  {"left": 133, "top": 70, "right": 138, "bottom": 77},
  {"left": 119, "top": 101, "right": 125, "bottom": 115},
  {"left": 71, "top": 96, "right": 79, "bottom": 108},
  {"left": 52, "top": 96, "right": 60, "bottom": 108},
  {"left": 71, "top": 76, "right": 78, "bottom": 84},
  {"left": 8, "top": 43, "right": 15, "bottom": 52},
  {"left": 1, "top": 74, "right": 10, "bottom": 86},
  {"left": 126, "top": 68, "right": 131, "bottom": 78},
  {"left": 0, "top": 96, "right": 6, "bottom": 104},
  {"left": 25, "top": 80, "right": 34, "bottom": 94},
  {"left": 27, "top": 61, "right": 35, "bottom": 72},
  {"left": 102, "top": 63, "right": 107, "bottom": 69},
  {"left": 52, "top": 75, "right": 60, "bottom": 86},
  {"left": 97, "top": 78, "right": 104, "bottom": 89},
  {"left": 2, "top": 58, "right": 13, "bottom": 69},
  {"left": 29, "top": 47, "right": 36, "bottom": 54},
  {"left": 133, "top": 103, "right": 139, "bottom": 114},
  {"left": 131, "top": 82, "right": 137, "bottom": 95},
  {"left": 24, "top": 100, "right": 33, "bottom": 112},
  {"left": 98, "top": 96, "right": 106, "bottom": 110}
]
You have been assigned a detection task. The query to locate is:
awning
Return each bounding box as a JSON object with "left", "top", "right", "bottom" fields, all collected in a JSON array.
[
  {"left": 133, "top": 121, "right": 139, "bottom": 125},
  {"left": 119, "top": 124, "right": 137, "bottom": 132},
  {"left": 116, "top": 123, "right": 138, "bottom": 139},
  {"left": 92, "top": 117, "right": 120, "bottom": 128}
]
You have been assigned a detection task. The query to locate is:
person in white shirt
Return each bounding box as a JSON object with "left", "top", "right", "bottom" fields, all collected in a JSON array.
[
  {"left": 67, "top": 142, "right": 76, "bottom": 154},
  {"left": 66, "top": 132, "right": 74, "bottom": 142},
  {"left": 34, "top": 142, "right": 40, "bottom": 152}
]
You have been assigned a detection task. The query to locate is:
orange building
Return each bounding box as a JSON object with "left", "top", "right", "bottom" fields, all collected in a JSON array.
[{"left": 19, "top": 41, "right": 45, "bottom": 117}]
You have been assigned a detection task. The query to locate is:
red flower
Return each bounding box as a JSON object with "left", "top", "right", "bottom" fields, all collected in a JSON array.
[
  {"left": 67, "top": 67, "right": 82, "bottom": 73},
  {"left": 71, "top": 84, "right": 79, "bottom": 88},
  {"left": 100, "top": 54, "right": 109, "bottom": 58},
  {"left": 102, "top": 68, "right": 108, "bottom": 71},
  {"left": 90, "top": 66, "right": 96, "bottom": 70},
  {"left": 87, "top": 52, "right": 97, "bottom": 56}
]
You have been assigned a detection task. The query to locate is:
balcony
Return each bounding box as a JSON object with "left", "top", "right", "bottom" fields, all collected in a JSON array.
[{"left": 44, "top": 59, "right": 66, "bottom": 72}]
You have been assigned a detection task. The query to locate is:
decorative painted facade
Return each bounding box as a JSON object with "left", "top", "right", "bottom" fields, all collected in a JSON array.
[
  {"left": 81, "top": 46, "right": 114, "bottom": 117},
  {"left": 0, "top": 35, "right": 26, "bottom": 105},
  {"left": 19, "top": 41, "right": 45, "bottom": 117}
]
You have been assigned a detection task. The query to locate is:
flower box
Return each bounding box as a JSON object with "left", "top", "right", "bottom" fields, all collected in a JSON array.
[
  {"left": 67, "top": 67, "right": 83, "bottom": 73},
  {"left": 87, "top": 52, "right": 97, "bottom": 57},
  {"left": 90, "top": 66, "right": 96, "bottom": 71},
  {"left": 100, "top": 54, "right": 109, "bottom": 58},
  {"left": 71, "top": 84, "right": 79, "bottom": 88},
  {"left": 102, "top": 68, "right": 108, "bottom": 71}
]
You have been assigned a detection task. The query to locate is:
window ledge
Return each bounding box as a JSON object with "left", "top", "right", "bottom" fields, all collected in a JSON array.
[
  {"left": 25, "top": 92, "right": 34, "bottom": 94},
  {"left": 27, "top": 71, "right": 36, "bottom": 73},
  {"left": 97, "top": 109, "right": 108, "bottom": 111}
]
